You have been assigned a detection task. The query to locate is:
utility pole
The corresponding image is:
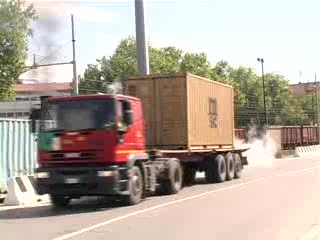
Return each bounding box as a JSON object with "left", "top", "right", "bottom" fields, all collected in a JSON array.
[
  {"left": 135, "top": 0, "right": 149, "bottom": 75},
  {"left": 71, "top": 14, "right": 78, "bottom": 95},
  {"left": 257, "top": 58, "right": 268, "bottom": 126}
]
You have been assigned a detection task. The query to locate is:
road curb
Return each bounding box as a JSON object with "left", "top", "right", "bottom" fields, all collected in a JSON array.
[
  {"left": 0, "top": 201, "right": 51, "bottom": 211},
  {"left": 296, "top": 145, "right": 320, "bottom": 157}
]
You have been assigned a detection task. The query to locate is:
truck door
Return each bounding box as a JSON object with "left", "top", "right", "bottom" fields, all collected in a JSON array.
[{"left": 117, "top": 99, "right": 144, "bottom": 151}]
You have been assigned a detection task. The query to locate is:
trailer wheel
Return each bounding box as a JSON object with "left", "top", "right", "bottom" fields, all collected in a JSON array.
[
  {"left": 225, "top": 153, "right": 235, "bottom": 181},
  {"left": 50, "top": 194, "right": 70, "bottom": 208},
  {"left": 205, "top": 154, "right": 226, "bottom": 183},
  {"left": 234, "top": 153, "right": 242, "bottom": 179},
  {"left": 183, "top": 166, "right": 196, "bottom": 186},
  {"left": 123, "top": 166, "right": 143, "bottom": 205}
]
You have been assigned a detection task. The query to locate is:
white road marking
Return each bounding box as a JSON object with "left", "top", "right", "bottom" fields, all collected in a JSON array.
[
  {"left": 299, "top": 225, "right": 320, "bottom": 240},
  {"left": 53, "top": 164, "right": 320, "bottom": 240},
  {"left": 278, "top": 165, "right": 320, "bottom": 177}
]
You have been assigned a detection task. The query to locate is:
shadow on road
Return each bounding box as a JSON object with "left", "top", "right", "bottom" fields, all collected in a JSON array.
[
  {"left": 0, "top": 197, "right": 136, "bottom": 220},
  {"left": 0, "top": 177, "right": 213, "bottom": 220}
]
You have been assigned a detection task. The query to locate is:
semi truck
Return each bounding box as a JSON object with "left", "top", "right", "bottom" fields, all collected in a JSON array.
[{"left": 30, "top": 73, "right": 249, "bottom": 208}]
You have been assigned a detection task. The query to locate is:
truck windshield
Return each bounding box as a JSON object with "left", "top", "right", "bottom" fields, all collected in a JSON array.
[{"left": 40, "top": 99, "right": 115, "bottom": 132}]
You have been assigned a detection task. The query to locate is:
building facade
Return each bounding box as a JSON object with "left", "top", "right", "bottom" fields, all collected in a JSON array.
[
  {"left": 0, "top": 83, "right": 72, "bottom": 119},
  {"left": 289, "top": 82, "right": 319, "bottom": 96}
]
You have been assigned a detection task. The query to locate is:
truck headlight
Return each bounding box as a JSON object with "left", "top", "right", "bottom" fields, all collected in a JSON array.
[
  {"left": 97, "top": 170, "right": 117, "bottom": 177},
  {"left": 36, "top": 172, "right": 50, "bottom": 179}
]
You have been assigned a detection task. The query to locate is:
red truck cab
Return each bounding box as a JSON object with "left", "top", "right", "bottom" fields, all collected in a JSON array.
[{"left": 34, "top": 94, "right": 152, "bottom": 206}]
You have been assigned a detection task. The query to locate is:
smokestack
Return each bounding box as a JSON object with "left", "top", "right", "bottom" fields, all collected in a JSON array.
[{"left": 134, "top": 0, "right": 149, "bottom": 75}]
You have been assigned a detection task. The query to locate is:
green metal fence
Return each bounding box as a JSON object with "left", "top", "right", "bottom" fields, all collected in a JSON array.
[{"left": 0, "top": 118, "right": 37, "bottom": 191}]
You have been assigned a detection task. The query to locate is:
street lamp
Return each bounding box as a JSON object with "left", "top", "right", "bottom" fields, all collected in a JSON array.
[
  {"left": 313, "top": 83, "right": 316, "bottom": 125},
  {"left": 257, "top": 58, "right": 268, "bottom": 126}
]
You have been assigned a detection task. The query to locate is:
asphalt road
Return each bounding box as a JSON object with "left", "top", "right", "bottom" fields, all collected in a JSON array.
[{"left": 2, "top": 155, "right": 320, "bottom": 240}]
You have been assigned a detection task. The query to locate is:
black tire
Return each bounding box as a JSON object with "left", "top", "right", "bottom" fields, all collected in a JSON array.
[
  {"left": 205, "top": 154, "right": 226, "bottom": 183},
  {"left": 123, "top": 166, "right": 143, "bottom": 205},
  {"left": 225, "top": 153, "right": 235, "bottom": 181},
  {"left": 183, "top": 166, "right": 196, "bottom": 186},
  {"left": 159, "top": 159, "right": 183, "bottom": 195},
  {"left": 50, "top": 194, "right": 70, "bottom": 208},
  {"left": 234, "top": 153, "right": 242, "bottom": 179}
]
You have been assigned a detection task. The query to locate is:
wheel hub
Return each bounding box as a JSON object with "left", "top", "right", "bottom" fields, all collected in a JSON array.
[{"left": 132, "top": 174, "right": 141, "bottom": 196}]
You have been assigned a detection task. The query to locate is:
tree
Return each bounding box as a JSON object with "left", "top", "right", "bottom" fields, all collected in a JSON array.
[
  {"left": 0, "top": 0, "right": 36, "bottom": 100},
  {"left": 228, "top": 66, "right": 260, "bottom": 127},
  {"left": 212, "top": 60, "right": 233, "bottom": 84},
  {"left": 79, "top": 56, "right": 116, "bottom": 94},
  {"left": 79, "top": 36, "right": 213, "bottom": 94},
  {"left": 180, "top": 52, "right": 211, "bottom": 78},
  {"left": 80, "top": 36, "right": 307, "bottom": 127},
  {"left": 150, "top": 46, "right": 182, "bottom": 73},
  {"left": 109, "top": 36, "right": 138, "bottom": 79}
]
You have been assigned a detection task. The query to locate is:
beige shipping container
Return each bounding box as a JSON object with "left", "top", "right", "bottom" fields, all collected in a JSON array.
[{"left": 127, "top": 72, "right": 234, "bottom": 150}]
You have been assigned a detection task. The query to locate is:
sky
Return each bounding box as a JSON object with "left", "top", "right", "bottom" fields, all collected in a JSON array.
[{"left": 21, "top": 0, "right": 320, "bottom": 84}]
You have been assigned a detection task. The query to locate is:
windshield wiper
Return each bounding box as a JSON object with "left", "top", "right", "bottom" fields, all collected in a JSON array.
[
  {"left": 45, "top": 128, "right": 65, "bottom": 133},
  {"left": 77, "top": 126, "right": 115, "bottom": 132}
]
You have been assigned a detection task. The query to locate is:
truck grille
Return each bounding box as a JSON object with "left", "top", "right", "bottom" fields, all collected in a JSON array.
[{"left": 50, "top": 151, "right": 98, "bottom": 161}]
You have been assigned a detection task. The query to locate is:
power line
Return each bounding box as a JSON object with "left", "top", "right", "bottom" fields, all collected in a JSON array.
[{"left": 36, "top": 41, "right": 72, "bottom": 64}]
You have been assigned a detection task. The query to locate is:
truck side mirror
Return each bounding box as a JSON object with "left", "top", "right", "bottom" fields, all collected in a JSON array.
[
  {"left": 124, "top": 110, "right": 133, "bottom": 126},
  {"left": 29, "top": 108, "right": 40, "bottom": 133},
  {"left": 31, "top": 120, "right": 37, "bottom": 133}
]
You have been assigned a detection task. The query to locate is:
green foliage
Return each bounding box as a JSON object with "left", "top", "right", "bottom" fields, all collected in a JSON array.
[
  {"left": 180, "top": 52, "right": 211, "bottom": 78},
  {"left": 80, "top": 36, "right": 312, "bottom": 127},
  {"left": 211, "top": 60, "right": 233, "bottom": 84},
  {"left": 0, "top": 0, "right": 36, "bottom": 100},
  {"left": 79, "top": 36, "right": 214, "bottom": 94},
  {"left": 109, "top": 36, "right": 138, "bottom": 78},
  {"left": 150, "top": 46, "right": 182, "bottom": 73},
  {"left": 78, "top": 57, "right": 114, "bottom": 94}
]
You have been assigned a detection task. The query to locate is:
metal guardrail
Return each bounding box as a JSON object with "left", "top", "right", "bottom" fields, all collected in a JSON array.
[
  {"left": 281, "top": 126, "right": 319, "bottom": 150},
  {"left": 0, "top": 118, "right": 37, "bottom": 191}
]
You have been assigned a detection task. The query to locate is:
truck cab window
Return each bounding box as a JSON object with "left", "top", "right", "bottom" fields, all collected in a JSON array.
[{"left": 118, "top": 100, "right": 133, "bottom": 127}]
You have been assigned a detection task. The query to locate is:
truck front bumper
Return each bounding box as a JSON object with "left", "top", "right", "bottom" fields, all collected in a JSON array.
[{"left": 35, "top": 166, "right": 129, "bottom": 196}]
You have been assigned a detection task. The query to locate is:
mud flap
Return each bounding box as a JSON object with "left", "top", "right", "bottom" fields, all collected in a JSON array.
[{"left": 241, "top": 156, "right": 248, "bottom": 166}]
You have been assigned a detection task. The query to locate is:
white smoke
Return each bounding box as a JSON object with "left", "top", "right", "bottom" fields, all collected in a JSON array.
[
  {"left": 235, "top": 128, "right": 280, "bottom": 167},
  {"left": 107, "top": 81, "right": 123, "bottom": 94},
  {"left": 21, "top": 6, "right": 67, "bottom": 84}
]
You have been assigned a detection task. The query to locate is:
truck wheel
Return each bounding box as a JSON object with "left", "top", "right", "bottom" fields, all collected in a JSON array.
[
  {"left": 159, "top": 159, "right": 183, "bottom": 195},
  {"left": 183, "top": 166, "right": 196, "bottom": 186},
  {"left": 234, "top": 153, "right": 242, "bottom": 179},
  {"left": 123, "top": 166, "right": 143, "bottom": 205},
  {"left": 50, "top": 194, "right": 70, "bottom": 208},
  {"left": 205, "top": 154, "right": 226, "bottom": 183},
  {"left": 225, "top": 153, "right": 235, "bottom": 181}
]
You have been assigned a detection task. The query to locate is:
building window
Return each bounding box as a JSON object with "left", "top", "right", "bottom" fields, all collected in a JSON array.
[{"left": 16, "top": 97, "right": 30, "bottom": 101}]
